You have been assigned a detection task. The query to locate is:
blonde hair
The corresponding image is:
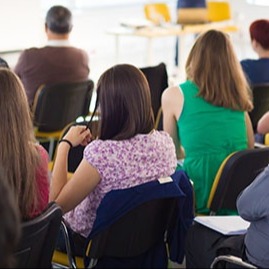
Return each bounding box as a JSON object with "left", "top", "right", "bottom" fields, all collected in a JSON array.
[
  {"left": 0, "top": 68, "right": 40, "bottom": 219},
  {"left": 185, "top": 30, "right": 253, "bottom": 111}
]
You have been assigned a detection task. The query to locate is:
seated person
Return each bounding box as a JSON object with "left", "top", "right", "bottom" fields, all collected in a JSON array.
[
  {"left": 0, "top": 68, "right": 50, "bottom": 221},
  {"left": 49, "top": 64, "right": 178, "bottom": 256},
  {"left": 257, "top": 111, "right": 269, "bottom": 135},
  {"left": 14, "top": 5, "right": 90, "bottom": 107},
  {"left": 241, "top": 19, "right": 269, "bottom": 86},
  {"left": 162, "top": 30, "right": 254, "bottom": 215},
  {"left": 185, "top": 163, "right": 269, "bottom": 268}
]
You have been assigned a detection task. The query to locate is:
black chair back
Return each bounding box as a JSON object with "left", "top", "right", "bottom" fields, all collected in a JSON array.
[
  {"left": 140, "top": 62, "right": 168, "bottom": 130},
  {"left": 249, "top": 84, "right": 269, "bottom": 131},
  {"left": 14, "top": 202, "right": 62, "bottom": 268},
  {"left": 83, "top": 171, "right": 194, "bottom": 268},
  {"left": 33, "top": 80, "right": 94, "bottom": 132},
  {"left": 88, "top": 197, "right": 177, "bottom": 259},
  {"left": 208, "top": 148, "right": 269, "bottom": 214},
  {"left": 52, "top": 119, "right": 99, "bottom": 173}
]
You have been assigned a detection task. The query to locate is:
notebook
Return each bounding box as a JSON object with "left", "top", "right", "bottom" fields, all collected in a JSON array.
[{"left": 194, "top": 216, "right": 250, "bottom": 235}]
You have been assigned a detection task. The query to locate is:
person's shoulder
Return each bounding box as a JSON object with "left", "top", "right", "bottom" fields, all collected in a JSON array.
[
  {"left": 20, "top": 46, "right": 46, "bottom": 57},
  {"left": 84, "top": 139, "right": 111, "bottom": 154},
  {"left": 63, "top": 46, "right": 89, "bottom": 59},
  {"left": 240, "top": 58, "right": 257, "bottom": 66},
  {"left": 67, "top": 45, "right": 87, "bottom": 53},
  {"left": 146, "top": 130, "right": 174, "bottom": 145},
  {"left": 35, "top": 144, "right": 49, "bottom": 160},
  {"left": 162, "top": 85, "right": 181, "bottom": 98},
  {"left": 153, "top": 130, "right": 171, "bottom": 139}
]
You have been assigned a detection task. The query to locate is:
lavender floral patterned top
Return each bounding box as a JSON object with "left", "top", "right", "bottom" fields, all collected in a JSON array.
[{"left": 64, "top": 130, "right": 177, "bottom": 238}]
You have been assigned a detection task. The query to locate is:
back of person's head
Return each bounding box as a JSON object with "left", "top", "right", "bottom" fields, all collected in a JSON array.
[
  {"left": 0, "top": 68, "right": 39, "bottom": 220},
  {"left": 249, "top": 19, "right": 269, "bottom": 50},
  {"left": 185, "top": 29, "right": 253, "bottom": 112},
  {"left": 95, "top": 64, "right": 154, "bottom": 140},
  {"left": 0, "top": 167, "right": 21, "bottom": 268},
  {"left": 45, "top": 5, "right": 73, "bottom": 34}
]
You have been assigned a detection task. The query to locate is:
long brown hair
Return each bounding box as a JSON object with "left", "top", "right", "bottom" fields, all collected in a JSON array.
[
  {"left": 185, "top": 29, "right": 253, "bottom": 111},
  {"left": 93, "top": 64, "right": 154, "bottom": 140},
  {"left": 0, "top": 68, "right": 40, "bottom": 219}
]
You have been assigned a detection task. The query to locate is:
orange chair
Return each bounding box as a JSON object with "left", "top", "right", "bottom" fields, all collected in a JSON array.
[{"left": 144, "top": 3, "right": 171, "bottom": 25}]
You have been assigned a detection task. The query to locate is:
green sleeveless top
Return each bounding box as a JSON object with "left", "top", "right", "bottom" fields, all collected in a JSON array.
[{"left": 178, "top": 80, "right": 248, "bottom": 214}]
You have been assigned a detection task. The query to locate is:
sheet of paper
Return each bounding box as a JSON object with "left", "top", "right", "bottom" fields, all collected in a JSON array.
[{"left": 194, "top": 215, "right": 250, "bottom": 235}]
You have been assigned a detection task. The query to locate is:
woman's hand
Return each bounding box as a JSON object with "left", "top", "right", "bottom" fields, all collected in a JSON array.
[{"left": 63, "top": 125, "right": 92, "bottom": 147}]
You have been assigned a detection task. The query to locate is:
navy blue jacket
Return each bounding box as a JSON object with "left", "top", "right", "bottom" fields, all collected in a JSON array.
[{"left": 84, "top": 170, "right": 194, "bottom": 268}]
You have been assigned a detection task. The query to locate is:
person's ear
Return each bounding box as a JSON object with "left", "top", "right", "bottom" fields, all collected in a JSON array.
[{"left": 251, "top": 39, "right": 259, "bottom": 51}]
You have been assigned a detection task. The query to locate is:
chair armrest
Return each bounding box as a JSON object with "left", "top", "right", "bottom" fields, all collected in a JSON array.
[{"left": 210, "top": 255, "right": 257, "bottom": 268}]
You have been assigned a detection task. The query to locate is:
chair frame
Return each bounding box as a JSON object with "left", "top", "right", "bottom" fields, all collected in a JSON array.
[
  {"left": 52, "top": 172, "right": 194, "bottom": 268},
  {"left": 210, "top": 255, "right": 257, "bottom": 269},
  {"left": 207, "top": 147, "right": 269, "bottom": 215},
  {"left": 14, "top": 202, "right": 62, "bottom": 268}
]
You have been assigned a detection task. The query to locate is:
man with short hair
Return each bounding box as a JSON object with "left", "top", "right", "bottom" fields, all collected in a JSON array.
[{"left": 14, "top": 5, "right": 90, "bottom": 107}]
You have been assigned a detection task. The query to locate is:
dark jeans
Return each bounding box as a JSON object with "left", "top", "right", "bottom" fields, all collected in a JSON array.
[{"left": 185, "top": 222, "right": 246, "bottom": 268}]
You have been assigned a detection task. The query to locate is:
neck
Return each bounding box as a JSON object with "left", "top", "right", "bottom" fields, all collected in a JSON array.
[
  {"left": 258, "top": 50, "right": 269, "bottom": 58},
  {"left": 47, "top": 30, "right": 69, "bottom": 41}
]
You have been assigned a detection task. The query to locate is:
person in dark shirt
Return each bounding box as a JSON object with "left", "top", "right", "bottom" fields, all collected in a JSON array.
[
  {"left": 241, "top": 19, "right": 269, "bottom": 86},
  {"left": 14, "top": 5, "right": 89, "bottom": 107}
]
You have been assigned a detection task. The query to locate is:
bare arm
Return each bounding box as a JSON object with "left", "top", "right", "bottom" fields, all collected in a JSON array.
[
  {"left": 257, "top": 111, "right": 269, "bottom": 135},
  {"left": 161, "top": 85, "right": 184, "bottom": 159},
  {"left": 49, "top": 125, "right": 100, "bottom": 213},
  {"left": 245, "top": 112, "right": 255, "bottom": 148}
]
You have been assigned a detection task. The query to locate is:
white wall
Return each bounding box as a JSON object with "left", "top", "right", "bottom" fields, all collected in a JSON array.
[
  {"left": 0, "top": 0, "right": 44, "bottom": 50},
  {"left": 0, "top": 0, "right": 269, "bottom": 82}
]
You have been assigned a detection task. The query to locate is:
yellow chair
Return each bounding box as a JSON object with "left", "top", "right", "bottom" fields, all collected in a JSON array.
[
  {"left": 144, "top": 3, "right": 171, "bottom": 25},
  {"left": 207, "top": 1, "right": 231, "bottom": 22},
  {"left": 206, "top": 1, "right": 238, "bottom": 33},
  {"left": 265, "top": 134, "right": 269, "bottom": 146}
]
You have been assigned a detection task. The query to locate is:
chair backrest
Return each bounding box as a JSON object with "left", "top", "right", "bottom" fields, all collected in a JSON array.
[
  {"left": 84, "top": 171, "right": 194, "bottom": 267},
  {"left": 177, "top": 0, "right": 208, "bottom": 24},
  {"left": 88, "top": 198, "right": 177, "bottom": 259},
  {"left": 207, "top": 1, "right": 231, "bottom": 22},
  {"left": 140, "top": 62, "right": 168, "bottom": 130},
  {"left": 51, "top": 119, "right": 99, "bottom": 173},
  {"left": 14, "top": 202, "right": 62, "bottom": 268},
  {"left": 32, "top": 80, "right": 94, "bottom": 132},
  {"left": 207, "top": 148, "right": 269, "bottom": 214},
  {"left": 248, "top": 84, "right": 269, "bottom": 132},
  {"left": 144, "top": 3, "right": 171, "bottom": 24}
]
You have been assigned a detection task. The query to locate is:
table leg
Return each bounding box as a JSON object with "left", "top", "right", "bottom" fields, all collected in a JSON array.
[{"left": 146, "top": 37, "right": 153, "bottom": 66}]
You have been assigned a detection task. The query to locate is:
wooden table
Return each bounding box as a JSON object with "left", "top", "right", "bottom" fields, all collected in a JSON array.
[{"left": 107, "top": 22, "right": 239, "bottom": 72}]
